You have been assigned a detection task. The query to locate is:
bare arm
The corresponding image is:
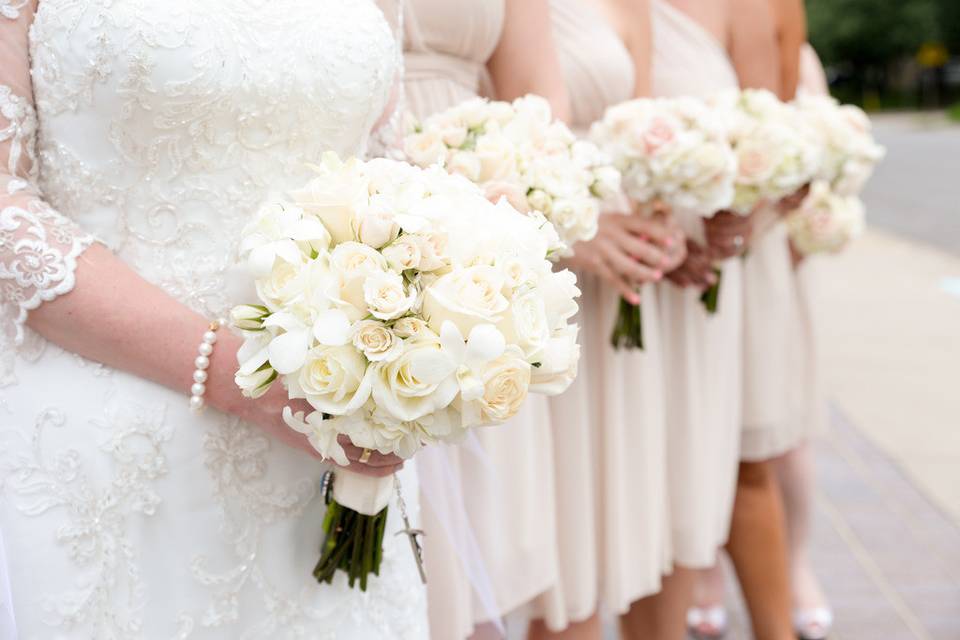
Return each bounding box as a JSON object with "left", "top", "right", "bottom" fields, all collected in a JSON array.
[
  {"left": 770, "top": 0, "right": 806, "bottom": 99},
  {"left": 487, "top": 0, "right": 572, "bottom": 122},
  {"left": 728, "top": 0, "right": 781, "bottom": 92}
]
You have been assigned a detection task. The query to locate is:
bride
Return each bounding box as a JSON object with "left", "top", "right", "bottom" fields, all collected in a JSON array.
[{"left": 0, "top": 1, "right": 428, "bottom": 637}]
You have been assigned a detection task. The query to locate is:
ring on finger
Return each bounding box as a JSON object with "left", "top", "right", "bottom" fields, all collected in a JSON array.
[
  {"left": 359, "top": 448, "right": 373, "bottom": 464},
  {"left": 732, "top": 235, "right": 744, "bottom": 249}
]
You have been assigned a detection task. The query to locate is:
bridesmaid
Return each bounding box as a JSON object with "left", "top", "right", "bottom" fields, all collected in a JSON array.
[
  {"left": 401, "top": 3, "right": 571, "bottom": 639},
  {"left": 643, "top": 0, "right": 753, "bottom": 635},
  {"left": 689, "top": 0, "right": 808, "bottom": 638},
  {"left": 775, "top": 40, "right": 834, "bottom": 640},
  {"left": 526, "top": 0, "right": 688, "bottom": 638}
]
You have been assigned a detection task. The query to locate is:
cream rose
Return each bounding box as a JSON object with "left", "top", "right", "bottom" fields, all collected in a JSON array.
[
  {"left": 289, "top": 155, "right": 368, "bottom": 245},
  {"left": 392, "top": 316, "right": 433, "bottom": 339},
  {"left": 255, "top": 257, "right": 305, "bottom": 311},
  {"left": 404, "top": 130, "right": 447, "bottom": 167},
  {"left": 470, "top": 347, "right": 531, "bottom": 425},
  {"left": 329, "top": 242, "right": 388, "bottom": 317},
  {"left": 475, "top": 134, "right": 517, "bottom": 182},
  {"left": 446, "top": 152, "right": 482, "bottom": 183},
  {"left": 363, "top": 270, "right": 417, "bottom": 321},
  {"left": 413, "top": 232, "right": 448, "bottom": 272},
  {"left": 357, "top": 212, "right": 400, "bottom": 249},
  {"left": 353, "top": 320, "right": 404, "bottom": 362},
  {"left": 382, "top": 235, "right": 423, "bottom": 272},
  {"left": 422, "top": 265, "right": 509, "bottom": 335},
  {"left": 288, "top": 344, "right": 370, "bottom": 415}
]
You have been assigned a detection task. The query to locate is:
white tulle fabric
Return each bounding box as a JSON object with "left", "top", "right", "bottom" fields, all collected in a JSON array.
[{"left": 0, "top": 1, "right": 428, "bottom": 638}]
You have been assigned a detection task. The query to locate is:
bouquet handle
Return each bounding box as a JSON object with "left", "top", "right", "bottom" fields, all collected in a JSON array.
[{"left": 332, "top": 467, "right": 394, "bottom": 516}]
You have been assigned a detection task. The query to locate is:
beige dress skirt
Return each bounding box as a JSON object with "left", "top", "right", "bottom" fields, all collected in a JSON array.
[
  {"left": 652, "top": 0, "right": 745, "bottom": 567},
  {"left": 404, "top": 2, "right": 561, "bottom": 638},
  {"left": 527, "top": 0, "right": 672, "bottom": 630}
]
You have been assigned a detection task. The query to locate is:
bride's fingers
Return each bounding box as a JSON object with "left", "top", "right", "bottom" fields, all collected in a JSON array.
[
  {"left": 338, "top": 437, "right": 404, "bottom": 467},
  {"left": 340, "top": 460, "right": 405, "bottom": 478}
]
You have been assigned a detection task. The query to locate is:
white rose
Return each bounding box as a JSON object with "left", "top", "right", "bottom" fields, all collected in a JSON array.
[
  {"left": 363, "top": 270, "right": 417, "bottom": 321},
  {"left": 329, "top": 241, "right": 388, "bottom": 317},
  {"left": 357, "top": 212, "right": 400, "bottom": 249},
  {"left": 540, "top": 267, "right": 581, "bottom": 328},
  {"left": 496, "top": 290, "right": 550, "bottom": 358},
  {"left": 382, "top": 235, "right": 423, "bottom": 272},
  {"left": 422, "top": 265, "right": 509, "bottom": 335},
  {"left": 461, "top": 346, "right": 531, "bottom": 426},
  {"left": 591, "top": 165, "right": 622, "bottom": 200},
  {"left": 353, "top": 320, "right": 404, "bottom": 362},
  {"left": 527, "top": 188, "right": 552, "bottom": 214},
  {"left": 289, "top": 153, "right": 368, "bottom": 245},
  {"left": 736, "top": 136, "right": 779, "bottom": 185},
  {"left": 369, "top": 336, "right": 459, "bottom": 422},
  {"left": 392, "top": 316, "right": 433, "bottom": 339},
  {"left": 413, "top": 232, "right": 448, "bottom": 272},
  {"left": 287, "top": 344, "right": 371, "bottom": 415},
  {"left": 404, "top": 130, "right": 447, "bottom": 167},
  {"left": 255, "top": 257, "right": 305, "bottom": 311},
  {"left": 446, "top": 151, "right": 482, "bottom": 182},
  {"left": 475, "top": 135, "right": 518, "bottom": 182}
]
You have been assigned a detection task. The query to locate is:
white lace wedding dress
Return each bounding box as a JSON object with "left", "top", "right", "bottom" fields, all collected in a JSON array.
[{"left": 0, "top": 1, "right": 428, "bottom": 638}]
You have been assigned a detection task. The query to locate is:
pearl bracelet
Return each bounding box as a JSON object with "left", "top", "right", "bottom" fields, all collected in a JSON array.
[{"left": 189, "top": 318, "right": 227, "bottom": 412}]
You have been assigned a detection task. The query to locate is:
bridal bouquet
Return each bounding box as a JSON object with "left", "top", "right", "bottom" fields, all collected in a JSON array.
[
  {"left": 785, "top": 180, "right": 866, "bottom": 256},
  {"left": 403, "top": 95, "right": 620, "bottom": 256},
  {"left": 589, "top": 96, "right": 738, "bottom": 342},
  {"left": 794, "top": 95, "right": 885, "bottom": 197},
  {"left": 231, "top": 153, "right": 581, "bottom": 590}
]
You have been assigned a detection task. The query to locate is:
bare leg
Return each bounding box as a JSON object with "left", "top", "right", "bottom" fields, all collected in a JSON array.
[
  {"left": 774, "top": 443, "right": 830, "bottom": 627},
  {"left": 725, "top": 461, "right": 793, "bottom": 640},
  {"left": 527, "top": 613, "right": 602, "bottom": 640},
  {"left": 620, "top": 566, "right": 695, "bottom": 640}
]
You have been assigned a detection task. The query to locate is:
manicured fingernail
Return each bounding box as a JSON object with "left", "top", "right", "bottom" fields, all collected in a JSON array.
[
  {"left": 654, "top": 270, "right": 663, "bottom": 280},
  {"left": 639, "top": 234, "right": 648, "bottom": 242},
  {"left": 631, "top": 293, "right": 641, "bottom": 305},
  {"left": 664, "top": 237, "right": 674, "bottom": 248}
]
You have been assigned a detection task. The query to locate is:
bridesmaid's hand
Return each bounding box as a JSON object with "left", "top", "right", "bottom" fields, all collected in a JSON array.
[
  {"left": 666, "top": 240, "right": 718, "bottom": 290},
  {"left": 564, "top": 213, "right": 669, "bottom": 304},
  {"left": 705, "top": 210, "right": 754, "bottom": 260},
  {"left": 777, "top": 183, "right": 811, "bottom": 217}
]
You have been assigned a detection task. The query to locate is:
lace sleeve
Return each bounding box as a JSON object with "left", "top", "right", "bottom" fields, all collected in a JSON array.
[
  {"left": 367, "top": 0, "right": 406, "bottom": 159},
  {"left": 0, "top": 2, "right": 95, "bottom": 360}
]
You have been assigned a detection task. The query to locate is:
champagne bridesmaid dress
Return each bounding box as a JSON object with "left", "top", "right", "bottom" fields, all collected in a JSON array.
[
  {"left": 529, "top": 0, "right": 672, "bottom": 630},
  {"left": 403, "top": 3, "right": 560, "bottom": 637},
  {"left": 651, "top": 0, "right": 744, "bottom": 568},
  {"left": 739, "top": 44, "right": 831, "bottom": 461}
]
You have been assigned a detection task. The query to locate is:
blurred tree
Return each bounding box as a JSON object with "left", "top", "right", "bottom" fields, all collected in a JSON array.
[
  {"left": 806, "top": 0, "right": 938, "bottom": 68},
  {"left": 935, "top": 0, "right": 960, "bottom": 52},
  {"left": 806, "top": 0, "right": 942, "bottom": 106}
]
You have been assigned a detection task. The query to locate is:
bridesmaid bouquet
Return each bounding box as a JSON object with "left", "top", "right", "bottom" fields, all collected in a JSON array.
[
  {"left": 785, "top": 180, "right": 866, "bottom": 256},
  {"left": 403, "top": 95, "right": 620, "bottom": 256},
  {"left": 794, "top": 95, "right": 886, "bottom": 197},
  {"left": 712, "top": 88, "right": 822, "bottom": 215},
  {"left": 231, "top": 153, "right": 581, "bottom": 590},
  {"left": 589, "top": 96, "right": 738, "bottom": 345}
]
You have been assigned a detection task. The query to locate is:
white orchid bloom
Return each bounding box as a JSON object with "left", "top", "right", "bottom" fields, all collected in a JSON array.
[{"left": 438, "top": 321, "right": 506, "bottom": 401}]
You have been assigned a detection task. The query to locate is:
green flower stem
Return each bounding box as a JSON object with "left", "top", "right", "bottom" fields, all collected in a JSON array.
[
  {"left": 699, "top": 267, "right": 723, "bottom": 314},
  {"left": 312, "top": 500, "right": 389, "bottom": 591},
  {"left": 610, "top": 296, "right": 645, "bottom": 350}
]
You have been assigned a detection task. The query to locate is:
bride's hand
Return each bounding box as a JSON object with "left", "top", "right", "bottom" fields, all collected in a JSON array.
[
  {"left": 563, "top": 213, "right": 671, "bottom": 303},
  {"left": 213, "top": 336, "right": 403, "bottom": 478}
]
